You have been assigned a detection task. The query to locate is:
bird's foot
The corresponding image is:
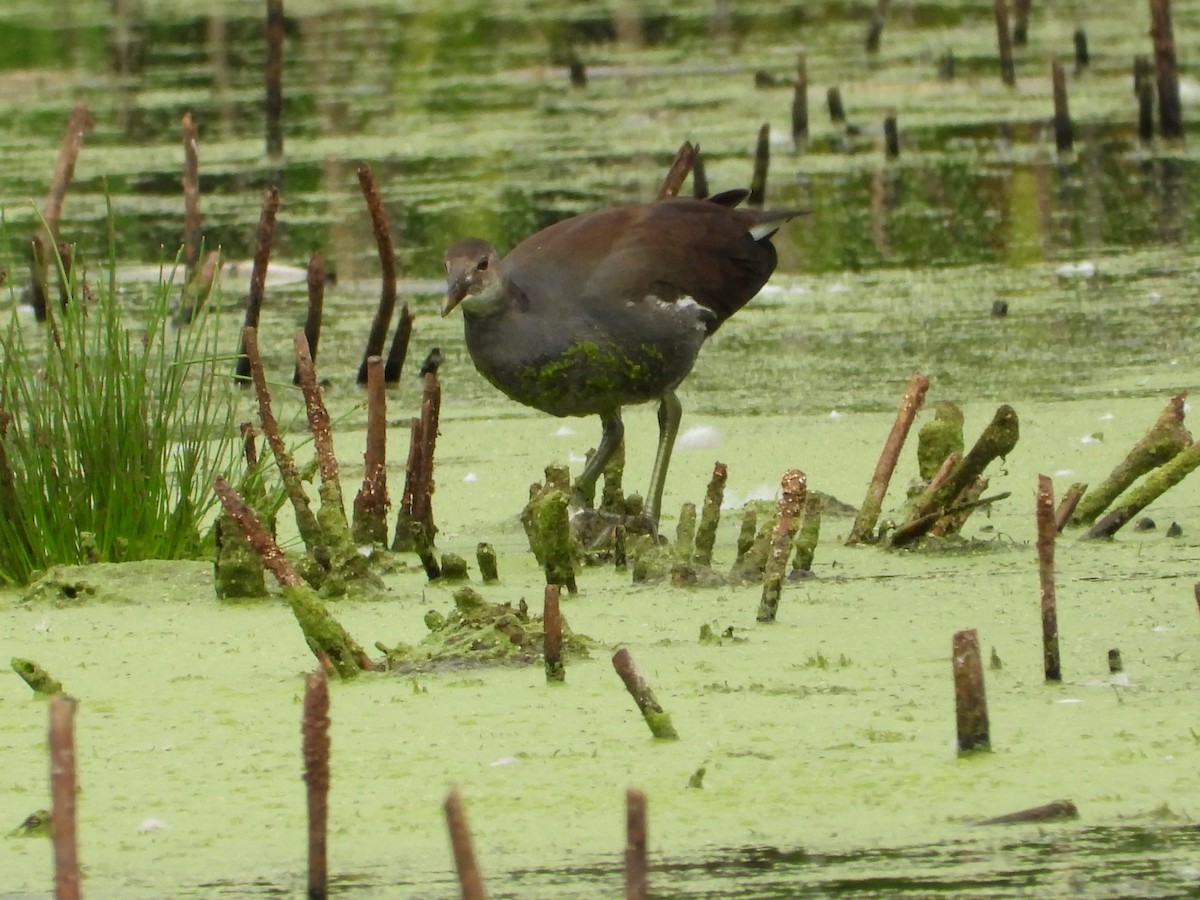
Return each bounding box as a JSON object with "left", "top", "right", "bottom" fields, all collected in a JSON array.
[{"left": 570, "top": 507, "right": 656, "bottom": 552}]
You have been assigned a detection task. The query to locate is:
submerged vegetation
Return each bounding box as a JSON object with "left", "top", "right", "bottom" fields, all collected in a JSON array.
[{"left": 0, "top": 248, "right": 239, "bottom": 585}]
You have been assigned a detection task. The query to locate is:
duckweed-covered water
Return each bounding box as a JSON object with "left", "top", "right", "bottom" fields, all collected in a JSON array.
[{"left": 1, "top": 1, "right": 1199, "bottom": 896}]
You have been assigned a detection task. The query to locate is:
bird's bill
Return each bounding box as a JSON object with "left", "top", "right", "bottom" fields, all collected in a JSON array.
[{"left": 440, "top": 285, "right": 466, "bottom": 317}]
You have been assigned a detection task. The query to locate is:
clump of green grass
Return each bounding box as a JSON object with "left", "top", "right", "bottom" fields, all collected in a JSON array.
[{"left": 0, "top": 250, "right": 240, "bottom": 586}]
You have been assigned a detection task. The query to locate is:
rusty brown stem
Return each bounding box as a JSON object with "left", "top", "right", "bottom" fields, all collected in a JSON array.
[
  {"left": 748, "top": 123, "right": 770, "bottom": 206},
  {"left": 383, "top": 301, "right": 414, "bottom": 383},
  {"left": 294, "top": 251, "right": 326, "bottom": 384},
  {"left": 657, "top": 140, "right": 696, "bottom": 200},
  {"left": 181, "top": 112, "right": 201, "bottom": 271},
  {"left": 29, "top": 103, "right": 93, "bottom": 321},
  {"left": 1037, "top": 475, "right": 1061, "bottom": 681},
  {"left": 214, "top": 474, "right": 306, "bottom": 587},
  {"left": 265, "top": 0, "right": 284, "bottom": 157},
  {"left": 757, "top": 469, "right": 807, "bottom": 623},
  {"left": 625, "top": 788, "right": 648, "bottom": 900},
  {"left": 445, "top": 788, "right": 487, "bottom": 900},
  {"left": 49, "top": 694, "right": 81, "bottom": 900},
  {"left": 612, "top": 648, "right": 679, "bottom": 740},
  {"left": 357, "top": 162, "right": 398, "bottom": 383},
  {"left": 848, "top": 372, "right": 929, "bottom": 544},
  {"left": 295, "top": 331, "right": 342, "bottom": 500},
  {"left": 241, "top": 326, "right": 327, "bottom": 562},
  {"left": 303, "top": 668, "right": 331, "bottom": 900},
  {"left": 543, "top": 583, "right": 564, "bottom": 683},
  {"left": 952, "top": 628, "right": 990, "bottom": 752},
  {"left": 235, "top": 187, "right": 280, "bottom": 381},
  {"left": 352, "top": 355, "right": 390, "bottom": 545}
]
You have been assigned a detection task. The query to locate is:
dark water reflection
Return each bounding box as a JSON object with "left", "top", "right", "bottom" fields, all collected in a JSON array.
[
  {"left": 1, "top": 3, "right": 1197, "bottom": 283},
  {"left": 193, "top": 825, "right": 1200, "bottom": 898}
]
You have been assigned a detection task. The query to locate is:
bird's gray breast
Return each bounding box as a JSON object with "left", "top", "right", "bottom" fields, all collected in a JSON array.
[{"left": 461, "top": 292, "right": 709, "bottom": 417}]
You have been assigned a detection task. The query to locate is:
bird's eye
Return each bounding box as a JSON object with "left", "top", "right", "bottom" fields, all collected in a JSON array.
[{"left": 477, "top": 257, "right": 489, "bottom": 271}]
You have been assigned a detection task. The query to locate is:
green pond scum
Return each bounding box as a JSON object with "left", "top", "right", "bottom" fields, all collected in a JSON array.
[{"left": 1, "top": 0, "right": 1200, "bottom": 896}]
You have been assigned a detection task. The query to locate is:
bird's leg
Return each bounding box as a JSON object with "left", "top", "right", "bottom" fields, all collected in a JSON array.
[
  {"left": 646, "top": 390, "right": 682, "bottom": 526},
  {"left": 572, "top": 411, "right": 624, "bottom": 510}
]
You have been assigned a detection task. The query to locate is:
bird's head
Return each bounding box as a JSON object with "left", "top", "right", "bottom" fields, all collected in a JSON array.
[{"left": 442, "top": 239, "right": 503, "bottom": 317}]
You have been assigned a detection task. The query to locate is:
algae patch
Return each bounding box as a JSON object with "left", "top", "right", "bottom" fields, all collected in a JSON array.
[{"left": 377, "top": 585, "right": 591, "bottom": 672}]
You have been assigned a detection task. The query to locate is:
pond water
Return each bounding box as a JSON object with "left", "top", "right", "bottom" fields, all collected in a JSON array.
[{"left": 1, "top": 0, "right": 1200, "bottom": 897}]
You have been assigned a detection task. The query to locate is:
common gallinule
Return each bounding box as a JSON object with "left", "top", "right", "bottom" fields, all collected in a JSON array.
[{"left": 441, "top": 190, "right": 800, "bottom": 525}]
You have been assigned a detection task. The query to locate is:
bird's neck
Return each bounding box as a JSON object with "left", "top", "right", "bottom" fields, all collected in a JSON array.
[{"left": 461, "top": 272, "right": 522, "bottom": 319}]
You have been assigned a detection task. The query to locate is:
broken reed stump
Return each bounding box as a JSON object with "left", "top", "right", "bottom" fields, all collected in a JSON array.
[
  {"left": 883, "top": 110, "right": 899, "bottom": 159},
  {"left": 1108, "top": 648, "right": 1123, "bottom": 673},
  {"left": 1054, "top": 482, "right": 1087, "bottom": 532},
  {"left": 543, "top": 583, "right": 565, "bottom": 683},
  {"left": 731, "top": 515, "right": 774, "bottom": 583},
  {"left": 394, "top": 372, "right": 442, "bottom": 561},
  {"left": 792, "top": 493, "right": 821, "bottom": 575},
  {"left": 599, "top": 438, "right": 626, "bottom": 513},
  {"left": 384, "top": 302, "right": 414, "bottom": 383},
  {"left": 303, "top": 668, "right": 331, "bottom": 900},
  {"left": 534, "top": 490, "right": 577, "bottom": 593},
  {"left": 235, "top": 187, "right": 281, "bottom": 382},
  {"left": 1135, "top": 56, "right": 1156, "bottom": 142},
  {"left": 748, "top": 123, "right": 770, "bottom": 207},
  {"left": 1074, "top": 28, "right": 1090, "bottom": 73},
  {"left": 952, "top": 629, "right": 990, "bottom": 753},
  {"left": 625, "top": 788, "right": 648, "bottom": 900},
  {"left": 213, "top": 476, "right": 375, "bottom": 678},
  {"left": 1072, "top": 391, "right": 1190, "bottom": 525},
  {"left": 891, "top": 405, "right": 1020, "bottom": 547},
  {"left": 49, "top": 693, "right": 81, "bottom": 900},
  {"left": 1084, "top": 439, "right": 1200, "bottom": 539},
  {"left": 1149, "top": 0, "right": 1184, "bottom": 140},
  {"left": 27, "top": 103, "right": 93, "bottom": 322},
  {"left": 612, "top": 648, "right": 679, "bottom": 740},
  {"left": 865, "top": 0, "right": 890, "bottom": 53},
  {"left": 827, "top": 86, "right": 846, "bottom": 124},
  {"left": 1037, "top": 475, "right": 1062, "bottom": 682},
  {"left": 1051, "top": 59, "right": 1073, "bottom": 155},
  {"left": 264, "top": 0, "right": 284, "bottom": 158},
  {"left": 352, "top": 356, "right": 390, "bottom": 545},
  {"left": 675, "top": 502, "right": 697, "bottom": 560},
  {"left": 757, "top": 469, "right": 807, "bottom": 623},
  {"left": 296, "top": 331, "right": 383, "bottom": 588},
  {"left": 994, "top": 0, "right": 1016, "bottom": 87},
  {"left": 978, "top": 799, "right": 1079, "bottom": 826},
  {"left": 566, "top": 46, "right": 587, "bottom": 88},
  {"left": 735, "top": 508, "right": 758, "bottom": 565},
  {"left": 693, "top": 461, "right": 727, "bottom": 567},
  {"left": 293, "top": 252, "right": 326, "bottom": 384},
  {"left": 917, "top": 402, "right": 964, "bottom": 482},
  {"left": 181, "top": 112, "right": 201, "bottom": 273},
  {"left": 476, "top": 543, "right": 499, "bottom": 583},
  {"left": 848, "top": 372, "right": 929, "bottom": 544},
  {"left": 12, "top": 657, "right": 63, "bottom": 696},
  {"left": 444, "top": 788, "right": 487, "bottom": 900},
  {"left": 1011, "top": 0, "right": 1032, "bottom": 45},
  {"left": 657, "top": 140, "right": 697, "bottom": 200},
  {"left": 242, "top": 326, "right": 330, "bottom": 568},
  {"left": 792, "top": 52, "right": 808, "bottom": 151},
  {"left": 357, "top": 163, "right": 399, "bottom": 384}
]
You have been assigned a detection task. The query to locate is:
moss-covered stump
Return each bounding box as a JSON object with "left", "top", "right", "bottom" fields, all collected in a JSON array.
[
  {"left": 283, "top": 586, "right": 373, "bottom": 680},
  {"left": 377, "top": 586, "right": 590, "bottom": 672},
  {"left": 9, "top": 809, "right": 51, "bottom": 838},
  {"left": 11, "top": 658, "right": 63, "bottom": 696},
  {"left": 213, "top": 512, "right": 268, "bottom": 600}
]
